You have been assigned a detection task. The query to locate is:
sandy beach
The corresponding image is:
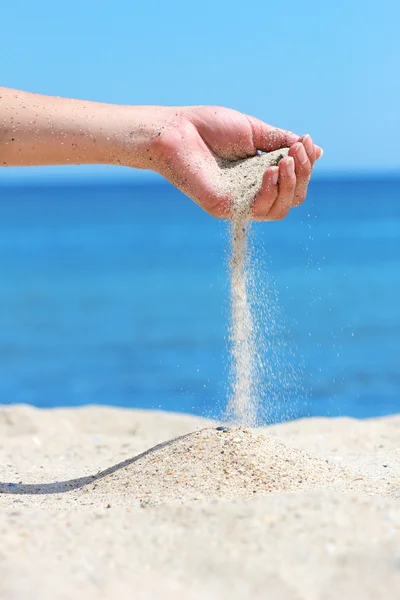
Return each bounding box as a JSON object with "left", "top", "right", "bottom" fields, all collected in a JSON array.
[{"left": 1, "top": 405, "right": 399, "bottom": 599}]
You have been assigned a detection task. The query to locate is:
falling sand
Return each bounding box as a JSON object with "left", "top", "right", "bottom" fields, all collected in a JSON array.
[{"left": 219, "top": 149, "right": 289, "bottom": 425}]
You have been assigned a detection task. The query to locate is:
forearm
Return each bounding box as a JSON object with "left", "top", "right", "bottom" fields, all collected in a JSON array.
[{"left": 0, "top": 87, "right": 158, "bottom": 168}]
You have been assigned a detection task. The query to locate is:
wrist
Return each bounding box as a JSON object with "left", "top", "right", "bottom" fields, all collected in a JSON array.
[{"left": 107, "top": 106, "right": 176, "bottom": 170}]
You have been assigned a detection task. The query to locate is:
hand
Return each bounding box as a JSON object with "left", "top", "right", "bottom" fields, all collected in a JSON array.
[
  {"left": 0, "top": 89, "right": 322, "bottom": 221},
  {"left": 137, "top": 106, "right": 323, "bottom": 221}
]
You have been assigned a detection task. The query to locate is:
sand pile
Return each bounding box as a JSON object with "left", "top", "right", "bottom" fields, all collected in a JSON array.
[
  {"left": 2, "top": 407, "right": 400, "bottom": 599},
  {"left": 1, "top": 419, "right": 383, "bottom": 509},
  {"left": 70, "top": 425, "right": 378, "bottom": 507}
]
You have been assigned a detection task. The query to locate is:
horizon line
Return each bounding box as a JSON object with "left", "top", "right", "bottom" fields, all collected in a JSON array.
[{"left": 0, "top": 166, "right": 399, "bottom": 187}]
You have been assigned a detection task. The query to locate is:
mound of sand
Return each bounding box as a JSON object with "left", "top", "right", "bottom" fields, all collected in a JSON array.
[
  {"left": 0, "top": 421, "right": 387, "bottom": 508},
  {"left": 76, "top": 426, "right": 377, "bottom": 506},
  {"left": 1, "top": 406, "right": 400, "bottom": 600}
]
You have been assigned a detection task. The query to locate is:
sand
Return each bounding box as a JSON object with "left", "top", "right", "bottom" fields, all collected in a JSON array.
[
  {"left": 219, "top": 149, "right": 290, "bottom": 216},
  {"left": 1, "top": 405, "right": 399, "bottom": 600},
  {"left": 224, "top": 149, "right": 289, "bottom": 426}
]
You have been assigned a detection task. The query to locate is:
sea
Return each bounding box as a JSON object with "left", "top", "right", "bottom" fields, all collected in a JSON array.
[{"left": 0, "top": 175, "right": 399, "bottom": 423}]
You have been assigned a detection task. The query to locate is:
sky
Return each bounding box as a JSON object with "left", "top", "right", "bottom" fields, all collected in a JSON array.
[{"left": 1, "top": 0, "right": 399, "bottom": 181}]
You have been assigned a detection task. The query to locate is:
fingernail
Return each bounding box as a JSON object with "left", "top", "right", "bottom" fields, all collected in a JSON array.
[
  {"left": 286, "top": 157, "right": 295, "bottom": 177},
  {"left": 296, "top": 143, "right": 308, "bottom": 165},
  {"left": 303, "top": 135, "right": 314, "bottom": 155},
  {"left": 315, "top": 145, "right": 324, "bottom": 158},
  {"left": 271, "top": 166, "right": 279, "bottom": 185}
]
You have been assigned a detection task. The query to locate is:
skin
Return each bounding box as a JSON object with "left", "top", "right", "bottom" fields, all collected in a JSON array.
[{"left": 0, "top": 87, "right": 323, "bottom": 221}]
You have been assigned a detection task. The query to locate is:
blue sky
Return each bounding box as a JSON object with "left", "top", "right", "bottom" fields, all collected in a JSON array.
[{"left": 1, "top": 0, "right": 399, "bottom": 181}]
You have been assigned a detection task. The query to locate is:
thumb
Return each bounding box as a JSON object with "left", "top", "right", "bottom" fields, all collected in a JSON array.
[{"left": 246, "top": 115, "right": 300, "bottom": 152}]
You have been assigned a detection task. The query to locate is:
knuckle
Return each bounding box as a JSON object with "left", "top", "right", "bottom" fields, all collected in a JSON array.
[
  {"left": 300, "top": 163, "right": 312, "bottom": 177},
  {"left": 295, "top": 181, "right": 308, "bottom": 204},
  {"left": 294, "top": 188, "right": 307, "bottom": 204},
  {"left": 266, "top": 200, "right": 290, "bottom": 221},
  {"left": 252, "top": 186, "right": 277, "bottom": 217},
  {"left": 283, "top": 170, "right": 297, "bottom": 187},
  {"left": 274, "top": 208, "right": 290, "bottom": 221},
  {"left": 279, "top": 190, "right": 294, "bottom": 209}
]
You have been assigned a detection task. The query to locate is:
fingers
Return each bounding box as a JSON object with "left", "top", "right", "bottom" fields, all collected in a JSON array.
[
  {"left": 288, "top": 141, "right": 311, "bottom": 206},
  {"left": 289, "top": 135, "right": 319, "bottom": 207},
  {"left": 266, "top": 157, "right": 296, "bottom": 220},
  {"left": 246, "top": 115, "right": 300, "bottom": 153},
  {"left": 253, "top": 157, "right": 296, "bottom": 221},
  {"left": 252, "top": 166, "right": 279, "bottom": 219},
  {"left": 252, "top": 133, "right": 325, "bottom": 220},
  {"left": 301, "top": 134, "right": 323, "bottom": 165},
  {"left": 247, "top": 115, "right": 324, "bottom": 163},
  {"left": 302, "top": 134, "right": 316, "bottom": 166},
  {"left": 315, "top": 144, "right": 324, "bottom": 160}
]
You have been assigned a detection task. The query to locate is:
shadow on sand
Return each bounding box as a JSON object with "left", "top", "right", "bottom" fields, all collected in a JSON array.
[{"left": 0, "top": 430, "right": 205, "bottom": 496}]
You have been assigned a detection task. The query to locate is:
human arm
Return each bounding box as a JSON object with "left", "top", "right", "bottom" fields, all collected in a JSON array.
[{"left": 0, "top": 87, "right": 322, "bottom": 220}]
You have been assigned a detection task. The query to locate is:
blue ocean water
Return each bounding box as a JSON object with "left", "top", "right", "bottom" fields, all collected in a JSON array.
[{"left": 0, "top": 176, "right": 399, "bottom": 422}]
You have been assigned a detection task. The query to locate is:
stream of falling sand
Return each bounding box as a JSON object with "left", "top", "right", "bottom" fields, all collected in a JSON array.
[
  {"left": 222, "top": 148, "right": 290, "bottom": 427},
  {"left": 227, "top": 217, "right": 257, "bottom": 426}
]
